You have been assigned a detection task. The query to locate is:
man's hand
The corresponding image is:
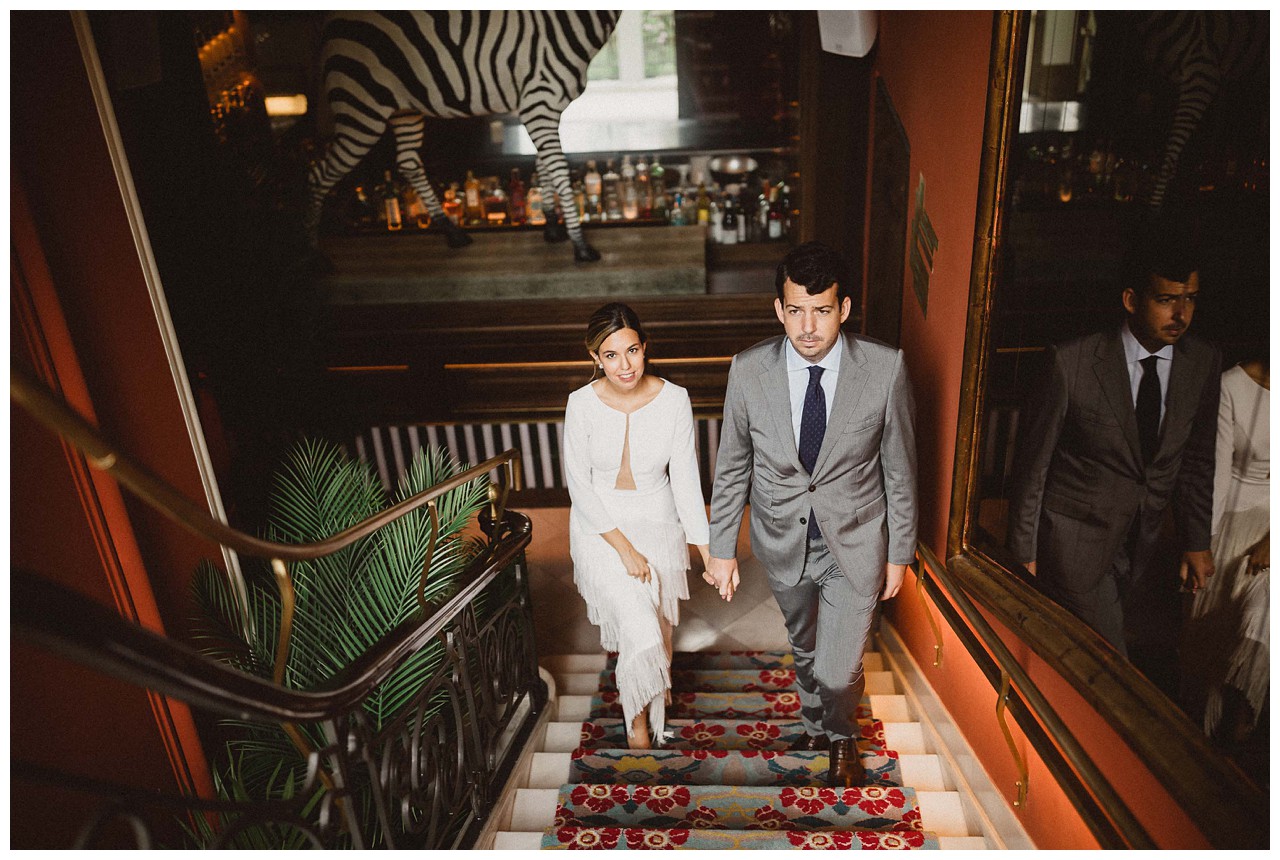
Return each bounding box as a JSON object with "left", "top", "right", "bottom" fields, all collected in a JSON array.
[
  {"left": 1179, "top": 549, "right": 1214, "bottom": 592},
  {"left": 704, "top": 556, "right": 740, "bottom": 602},
  {"left": 882, "top": 563, "right": 907, "bottom": 600}
]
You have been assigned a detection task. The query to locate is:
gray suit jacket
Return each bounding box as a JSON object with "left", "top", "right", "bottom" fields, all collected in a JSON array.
[
  {"left": 709, "top": 332, "right": 919, "bottom": 597},
  {"left": 1007, "top": 328, "right": 1219, "bottom": 591}
]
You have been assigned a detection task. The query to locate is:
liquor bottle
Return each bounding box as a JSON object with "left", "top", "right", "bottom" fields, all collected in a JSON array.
[
  {"left": 757, "top": 180, "right": 772, "bottom": 238},
  {"left": 720, "top": 194, "right": 738, "bottom": 245},
  {"left": 381, "top": 170, "right": 403, "bottom": 231},
  {"left": 526, "top": 172, "right": 547, "bottom": 225},
  {"left": 463, "top": 170, "right": 484, "bottom": 225},
  {"left": 695, "top": 179, "right": 710, "bottom": 225},
  {"left": 402, "top": 182, "right": 430, "bottom": 229},
  {"left": 635, "top": 154, "right": 652, "bottom": 219},
  {"left": 602, "top": 159, "right": 622, "bottom": 221},
  {"left": 620, "top": 155, "right": 638, "bottom": 220},
  {"left": 767, "top": 184, "right": 784, "bottom": 240},
  {"left": 668, "top": 190, "right": 687, "bottom": 226},
  {"left": 352, "top": 183, "right": 377, "bottom": 229},
  {"left": 650, "top": 155, "right": 670, "bottom": 220},
  {"left": 583, "top": 159, "right": 603, "bottom": 219},
  {"left": 734, "top": 188, "right": 748, "bottom": 243},
  {"left": 484, "top": 176, "right": 509, "bottom": 225},
  {"left": 508, "top": 168, "right": 527, "bottom": 226},
  {"left": 708, "top": 196, "right": 721, "bottom": 243},
  {"left": 573, "top": 177, "right": 587, "bottom": 222},
  {"left": 443, "top": 183, "right": 463, "bottom": 224}
]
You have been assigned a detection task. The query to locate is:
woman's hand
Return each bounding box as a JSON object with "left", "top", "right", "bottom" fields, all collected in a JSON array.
[
  {"left": 695, "top": 544, "right": 711, "bottom": 570},
  {"left": 600, "top": 529, "right": 651, "bottom": 583},
  {"left": 1247, "top": 533, "right": 1270, "bottom": 575}
]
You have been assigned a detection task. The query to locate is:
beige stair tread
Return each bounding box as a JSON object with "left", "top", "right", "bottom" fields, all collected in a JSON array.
[
  {"left": 557, "top": 672, "right": 605, "bottom": 695},
  {"left": 511, "top": 788, "right": 559, "bottom": 831},
  {"left": 529, "top": 752, "right": 573, "bottom": 789},
  {"left": 542, "top": 653, "right": 608, "bottom": 674},
  {"left": 882, "top": 721, "right": 928, "bottom": 754},
  {"left": 557, "top": 695, "right": 593, "bottom": 722},
  {"left": 869, "top": 693, "right": 912, "bottom": 722},
  {"left": 863, "top": 651, "right": 884, "bottom": 671},
  {"left": 917, "top": 791, "right": 972, "bottom": 837},
  {"left": 864, "top": 670, "right": 897, "bottom": 695},
  {"left": 939, "top": 836, "right": 989, "bottom": 849},
  {"left": 494, "top": 831, "right": 542, "bottom": 849},
  {"left": 898, "top": 754, "right": 949, "bottom": 791},
  {"left": 544, "top": 721, "right": 585, "bottom": 753}
]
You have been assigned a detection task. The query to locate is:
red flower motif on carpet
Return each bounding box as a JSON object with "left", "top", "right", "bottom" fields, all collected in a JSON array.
[
  {"left": 688, "top": 748, "right": 730, "bottom": 760},
  {"left": 598, "top": 690, "right": 619, "bottom": 704},
  {"left": 553, "top": 804, "right": 578, "bottom": 827},
  {"left": 736, "top": 721, "right": 783, "bottom": 749},
  {"left": 857, "top": 831, "right": 924, "bottom": 849},
  {"left": 758, "top": 669, "right": 794, "bottom": 686},
  {"left": 902, "top": 808, "right": 924, "bottom": 830},
  {"left": 762, "top": 691, "right": 802, "bottom": 714},
  {"left": 679, "top": 722, "right": 726, "bottom": 748},
  {"left": 632, "top": 785, "right": 691, "bottom": 814},
  {"left": 556, "top": 827, "right": 620, "bottom": 849},
  {"left": 580, "top": 722, "right": 607, "bottom": 745},
  {"left": 683, "top": 805, "right": 719, "bottom": 828},
  {"left": 570, "top": 783, "right": 629, "bottom": 813},
  {"left": 780, "top": 786, "right": 838, "bottom": 815},
  {"left": 746, "top": 804, "right": 794, "bottom": 830},
  {"left": 860, "top": 721, "right": 885, "bottom": 745},
  {"left": 852, "top": 786, "right": 907, "bottom": 816},
  {"left": 625, "top": 828, "right": 691, "bottom": 849},
  {"left": 786, "top": 831, "right": 853, "bottom": 849}
]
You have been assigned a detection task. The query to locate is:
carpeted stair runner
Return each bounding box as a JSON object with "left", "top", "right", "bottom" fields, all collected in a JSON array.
[{"left": 538, "top": 650, "right": 943, "bottom": 849}]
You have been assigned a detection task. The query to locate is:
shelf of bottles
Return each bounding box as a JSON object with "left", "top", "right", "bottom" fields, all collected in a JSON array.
[
  {"left": 342, "top": 154, "right": 801, "bottom": 247},
  {"left": 192, "top": 11, "right": 264, "bottom": 146},
  {"left": 1013, "top": 134, "right": 1270, "bottom": 211}
]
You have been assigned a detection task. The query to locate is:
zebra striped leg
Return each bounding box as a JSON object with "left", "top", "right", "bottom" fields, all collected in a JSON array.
[
  {"left": 389, "top": 113, "right": 471, "bottom": 248},
  {"left": 1148, "top": 72, "right": 1220, "bottom": 211},
  {"left": 520, "top": 108, "right": 599, "bottom": 262},
  {"left": 306, "top": 118, "right": 387, "bottom": 246}
]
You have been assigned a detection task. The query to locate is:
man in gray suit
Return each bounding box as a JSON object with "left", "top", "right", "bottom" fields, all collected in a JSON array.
[
  {"left": 1007, "top": 239, "right": 1219, "bottom": 657},
  {"left": 705, "top": 242, "right": 918, "bottom": 788}
]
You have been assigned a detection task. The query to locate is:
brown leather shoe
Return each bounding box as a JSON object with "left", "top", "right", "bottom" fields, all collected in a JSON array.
[
  {"left": 826, "top": 738, "right": 866, "bottom": 788},
  {"left": 789, "top": 733, "right": 831, "bottom": 752}
]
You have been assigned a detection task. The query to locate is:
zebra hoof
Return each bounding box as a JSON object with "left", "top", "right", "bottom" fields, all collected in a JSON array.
[
  {"left": 574, "top": 244, "right": 602, "bottom": 263},
  {"left": 543, "top": 222, "right": 569, "bottom": 244},
  {"left": 444, "top": 227, "right": 473, "bottom": 249}
]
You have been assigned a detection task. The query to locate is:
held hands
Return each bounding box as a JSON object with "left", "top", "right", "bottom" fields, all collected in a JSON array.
[
  {"left": 882, "top": 563, "right": 907, "bottom": 600},
  {"left": 1179, "top": 549, "right": 1215, "bottom": 592},
  {"left": 1247, "top": 534, "right": 1270, "bottom": 576},
  {"left": 704, "top": 556, "right": 740, "bottom": 602}
]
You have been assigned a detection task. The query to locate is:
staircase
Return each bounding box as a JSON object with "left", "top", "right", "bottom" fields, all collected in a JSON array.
[{"left": 492, "top": 648, "right": 991, "bottom": 849}]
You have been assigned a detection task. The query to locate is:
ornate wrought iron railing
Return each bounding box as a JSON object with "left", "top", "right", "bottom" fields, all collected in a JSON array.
[{"left": 11, "top": 367, "right": 546, "bottom": 848}]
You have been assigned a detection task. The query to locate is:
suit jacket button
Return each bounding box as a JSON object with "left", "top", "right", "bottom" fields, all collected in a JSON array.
[
  {"left": 799, "top": 516, "right": 807, "bottom": 525},
  {"left": 808, "top": 485, "right": 816, "bottom": 493}
]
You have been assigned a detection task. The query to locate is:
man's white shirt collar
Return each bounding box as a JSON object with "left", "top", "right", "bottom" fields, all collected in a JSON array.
[
  {"left": 785, "top": 332, "right": 843, "bottom": 374},
  {"left": 1121, "top": 322, "right": 1173, "bottom": 363}
]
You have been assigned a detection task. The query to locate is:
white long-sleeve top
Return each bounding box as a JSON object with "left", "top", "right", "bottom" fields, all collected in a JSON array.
[
  {"left": 1211, "top": 365, "right": 1270, "bottom": 535},
  {"left": 562, "top": 379, "right": 710, "bottom": 545}
]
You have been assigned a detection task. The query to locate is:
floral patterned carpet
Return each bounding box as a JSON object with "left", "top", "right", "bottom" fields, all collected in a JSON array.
[{"left": 541, "top": 651, "right": 939, "bottom": 849}]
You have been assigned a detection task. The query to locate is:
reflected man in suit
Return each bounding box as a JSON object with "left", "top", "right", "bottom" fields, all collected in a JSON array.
[
  {"left": 1008, "top": 237, "right": 1219, "bottom": 656},
  {"left": 705, "top": 242, "right": 918, "bottom": 787}
]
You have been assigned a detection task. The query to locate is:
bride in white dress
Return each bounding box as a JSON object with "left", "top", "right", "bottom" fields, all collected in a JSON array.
[{"left": 562, "top": 303, "right": 710, "bottom": 749}]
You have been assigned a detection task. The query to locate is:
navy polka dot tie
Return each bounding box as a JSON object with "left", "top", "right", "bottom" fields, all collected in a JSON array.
[{"left": 799, "top": 365, "right": 826, "bottom": 539}]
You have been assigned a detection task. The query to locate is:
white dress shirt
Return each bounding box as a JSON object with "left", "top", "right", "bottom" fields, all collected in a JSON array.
[
  {"left": 1121, "top": 322, "right": 1173, "bottom": 423},
  {"left": 785, "top": 335, "right": 842, "bottom": 448}
]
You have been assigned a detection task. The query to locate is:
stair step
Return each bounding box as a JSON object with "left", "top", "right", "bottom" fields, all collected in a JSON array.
[
  {"left": 568, "top": 748, "right": 906, "bottom": 788},
  {"left": 939, "top": 836, "right": 989, "bottom": 849},
  {"left": 588, "top": 691, "right": 888, "bottom": 721},
  {"left": 493, "top": 831, "right": 542, "bottom": 850},
  {"left": 543, "top": 653, "right": 609, "bottom": 675},
  {"left": 591, "top": 668, "right": 897, "bottom": 695},
  {"left": 540, "top": 826, "right": 941, "bottom": 849},
  {"left": 598, "top": 650, "right": 883, "bottom": 672},
  {"left": 917, "top": 791, "right": 972, "bottom": 837},
  {"left": 575, "top": 717, "right": 890, "bottom": 752}
]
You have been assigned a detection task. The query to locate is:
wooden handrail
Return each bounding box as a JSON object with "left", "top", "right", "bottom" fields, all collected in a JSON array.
[
  {"left": 913, "top": 542, "right": 1154, "bottom": 848},
  {"left": 11, "top": 365, "right": 520, "bottom": 562}
]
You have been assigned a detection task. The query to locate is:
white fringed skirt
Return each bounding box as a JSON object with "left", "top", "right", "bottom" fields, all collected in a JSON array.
[{"left": 569, "top": 483, "right": 691, "bottom": 740}]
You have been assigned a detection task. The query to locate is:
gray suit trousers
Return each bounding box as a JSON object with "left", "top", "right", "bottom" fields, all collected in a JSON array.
[{"left": 768, "top": 534, "right": 879, "bottom": 739}]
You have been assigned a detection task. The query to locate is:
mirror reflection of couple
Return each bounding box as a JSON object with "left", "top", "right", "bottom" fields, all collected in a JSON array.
[{"left": 562, "top": 242, "right": 919, "bottom": 789}]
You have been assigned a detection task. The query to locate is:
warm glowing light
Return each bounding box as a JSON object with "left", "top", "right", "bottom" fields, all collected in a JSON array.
[{"left": 265, "top": 94, "right": 308, "bottom": 117}]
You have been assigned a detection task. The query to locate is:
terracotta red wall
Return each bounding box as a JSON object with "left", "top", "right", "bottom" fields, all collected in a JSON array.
[{"left": 872, "top": 11, "right": 1207, "bottom": 849}]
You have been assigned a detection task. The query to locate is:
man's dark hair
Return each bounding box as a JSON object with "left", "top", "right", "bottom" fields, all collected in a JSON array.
[
  {"left": 775, "top": 241, "right": 853, "bottom": 303},
  {"left": 1125, "top": 218, "right": 1200, "bottom": 294}
]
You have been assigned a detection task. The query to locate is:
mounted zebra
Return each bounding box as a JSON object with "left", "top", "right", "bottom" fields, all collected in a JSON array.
[
  {"left": 1136, "top": 11, "right": 1267, "bottom": 211},
  {"left": 308, "top": 11, "right": 621, "bottom": 262}
]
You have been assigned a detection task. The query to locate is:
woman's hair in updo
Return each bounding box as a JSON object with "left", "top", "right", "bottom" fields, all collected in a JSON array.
[{"left": 585, "top": 303, "right": 648, "bottom": 380}]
